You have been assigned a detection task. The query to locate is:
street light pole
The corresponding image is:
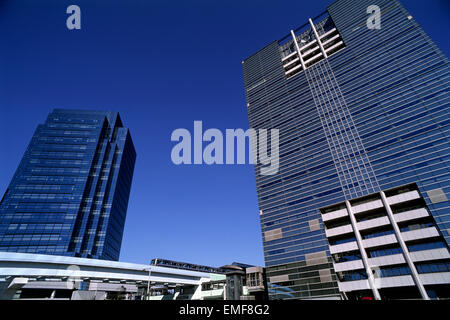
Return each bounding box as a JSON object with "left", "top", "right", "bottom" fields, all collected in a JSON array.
[
  {"left": 147, "top": 259, "right": 157, "bottom": 300},
  {"left": 146, "top": 267, "right": 151, "bottom": 300}
]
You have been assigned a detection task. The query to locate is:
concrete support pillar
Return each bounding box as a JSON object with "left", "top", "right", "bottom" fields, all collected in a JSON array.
[
  {"left": 308, "top": 18, "right": 328, "bottom": 59},
  {"left": 379, "top": 191, "right": 430, "bottom": 300},
  {"left": 345, "top": 201, "right": 381, "bottom": 300},
  {"left": 290, "top": 30, "right": 306, "bottom": 70}
]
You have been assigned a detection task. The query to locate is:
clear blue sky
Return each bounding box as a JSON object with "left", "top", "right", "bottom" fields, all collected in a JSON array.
[{"left": 0, "top": 0, "right": 449, "bottom": 267}]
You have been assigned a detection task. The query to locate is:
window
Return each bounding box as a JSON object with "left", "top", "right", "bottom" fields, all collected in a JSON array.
[
  {"left": 247, "top": 273, "right": 262, "bottom": 287},
  {"left": 377, "top": 266, "right": 411, "bottom": 278},
  {"left": 416, "top": 261, "right": 450, "bottom": 274},
  {"left": 367, "top": 246, "right": 402, "bottom": 258},
  {"left": 408, "top": 241, "right": 446, "bottom": 252},
  {"left": 338, "top": 270, "right": 368, "bottom": 282}
]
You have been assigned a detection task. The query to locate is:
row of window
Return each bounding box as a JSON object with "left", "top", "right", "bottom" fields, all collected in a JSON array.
[
  {"left": 362, "top": 228, "right": 394, "bottom": 240},
  {"left": 329, "top": 235, "right": 356, "bottom": 246},
  {"left": 338, "top": 270, "right": 367, "bottom": 282},
  {"left": 0, "top": 246, "right": 68, "bottom": 253},
  {"left": 266, "top": 244, "right": 330, "bottom": 267},
  {"left": 31, "top": 151, "right": 85, "bottom": 157},
  {"left": 7, "top": 223, "right": 72, "bottom": 231},
  {"left": 15, "top": 185, "right": 76, "bottom": 191},
  {"left": 407, "top": 241, "right": 447, "bottom": 252},
  {"left": 201, "top": 280, "right": 226, "bottom": 291},
  {"left": 416, "top": 261, "right": 450, "bottom": 274},
  {"left": 33, "top": 144, "right": 89, "bottom": 151},
  {"left": 265, "top": 237, "right": 328, "bottom": 261},
  {"left": 11, "top": 194, "right": 76, "bottom": 200},
  {"left": 30, "top": 168, "right": 89, "bottom": 174},
  {"left": 338, "top": 261, "right": 450, "bottom": 281},
  {"left": 0, "top": 234, "right": 63, "bottom": 241},
  {"left": 6, "top": 203, "right": 78, "bottom": 210},
  {"left": 377, "top": 265, "right": 411, "bottom": 278},
  {"left": 23, "top": 176, "right": 86, "bottom": 183},
  {"left": 332, "top": 241, "right": 448, "bottom": 261},
  {"left": 42, "top": 129, "right": 95, "bottom": 135},
  {"left": 399, "top": 222, "right": 434, "bottom": 232},
  {"left": 333, "top": 253, "right": 361, "bottom": 263},
  {"left": 367, "top": 246, "right": 402, "bottom": 258},
  {"left": 29, "top": 159, "right": 89, "bottom": 166},
  {"left": 1, "top": 214, "right": 76, "bottom": 221}
]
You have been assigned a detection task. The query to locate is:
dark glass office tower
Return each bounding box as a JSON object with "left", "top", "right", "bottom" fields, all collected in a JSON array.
[
  {"left": 243, "top": 0, "right": 450, "bottom": 299},
  {"left": 0, "top": 109, "right": 136, "bottom": 261}
]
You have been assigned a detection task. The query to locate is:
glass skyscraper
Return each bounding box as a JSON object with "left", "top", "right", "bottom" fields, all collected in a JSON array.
[
  {"left": 0, "top": 109, "right": 136, "bottom": 261},
  {"left": 243, "top": 0, "right": 450, "bottom": 299}
]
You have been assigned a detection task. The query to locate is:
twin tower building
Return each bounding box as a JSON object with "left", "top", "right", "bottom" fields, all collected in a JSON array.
[{"left": 0, "top": 0, "right": 449, "bottom": 300}]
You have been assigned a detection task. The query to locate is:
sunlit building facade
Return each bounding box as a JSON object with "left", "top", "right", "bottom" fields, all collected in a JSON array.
[{"left": 243, "top": 0, "right": 450, "bottom": 299}]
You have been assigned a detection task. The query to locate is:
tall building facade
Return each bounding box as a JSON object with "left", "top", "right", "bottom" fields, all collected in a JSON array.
[
  {"left": 243, "top": 0, "right": 450, "bottom": 299},
  {"left": 0, "top": 109, "right": 136, "bottom": 261}
]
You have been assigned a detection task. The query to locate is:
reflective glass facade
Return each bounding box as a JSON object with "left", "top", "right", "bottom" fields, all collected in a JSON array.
[
  {"left": 0, "top": 109, "right": 136, "bottom": 261},
  {"left": 243, "top": 0, "right": 450, "bottom": 299}
]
